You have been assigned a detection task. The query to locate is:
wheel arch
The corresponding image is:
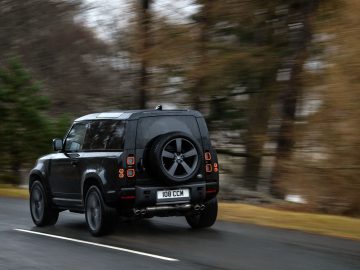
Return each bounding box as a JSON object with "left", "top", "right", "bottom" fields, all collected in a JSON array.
[
  {"left": 82, "top": 175, "right": 104, "bottom": 203},
  {"left": 29, "top": 170, "right": 45, "bottom": 190}
]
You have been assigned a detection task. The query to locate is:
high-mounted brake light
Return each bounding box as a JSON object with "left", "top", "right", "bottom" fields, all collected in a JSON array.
[
  {"left": 127, "top": 155, "right": 135, "bottom": 166},
  {"left": 126, "top": 169, "right": 135, "bottom": 178},
  {"left": 204, "top": 151, "right": 212, "bottom": 161}
]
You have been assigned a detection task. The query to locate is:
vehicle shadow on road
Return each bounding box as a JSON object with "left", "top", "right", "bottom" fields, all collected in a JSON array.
[{"left": 32, "top": 212, "right": 222, "bottom": 244}]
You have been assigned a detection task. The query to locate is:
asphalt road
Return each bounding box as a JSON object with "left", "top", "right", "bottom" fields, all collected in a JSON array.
[{"left": 0, "top": 197, "right": 359, "bottom": 270}]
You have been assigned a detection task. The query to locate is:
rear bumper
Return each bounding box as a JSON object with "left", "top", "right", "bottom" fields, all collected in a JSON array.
[
  {"left": 111, "top": 181, "right": 218, "bottom": 208},
  {"left": 135, "top": 182, "right": 205, "bottom": 207}
]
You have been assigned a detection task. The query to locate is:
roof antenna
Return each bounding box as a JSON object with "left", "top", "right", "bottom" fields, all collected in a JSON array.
[{"left": 155, "top": 105, "right": 162, "bottom": 110}]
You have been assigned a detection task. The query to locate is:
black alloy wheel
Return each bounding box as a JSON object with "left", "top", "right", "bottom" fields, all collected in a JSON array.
[
  {"left": 161, "top": 138, "right": 199, "bottom": 179},
  {"left": 30, "top": 181, "right": 59, "bottom": 226},
  {"left": 30, "top": 185, "right": 45, "bottom": 223},
  {"left": 85, "top": 186, "right": 115, "bottom": 236},
  {"left": 86, "top": 190, "right": 102, "bottom": 232},
  {"left": 185, "top": 197, "right": 218, "bottom": 229},
  {"left": 149, "top": 132, "right": 202, "bottom": 183}
]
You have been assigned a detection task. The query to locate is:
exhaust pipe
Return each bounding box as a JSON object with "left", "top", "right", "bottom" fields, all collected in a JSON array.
[
  {"left": 144, "top": 204, "right": 192, "bottom": 213},
  {"left": 200, "top": 204, "right": 205, "bottom": 211},
  {"left": 133, "top": 204, "right": 199, "bottom": 216}
]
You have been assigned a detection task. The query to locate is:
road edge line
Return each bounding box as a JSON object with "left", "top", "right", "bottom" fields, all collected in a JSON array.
[{"left": 14, "top": 228, "right": 179, "bottom": 262}]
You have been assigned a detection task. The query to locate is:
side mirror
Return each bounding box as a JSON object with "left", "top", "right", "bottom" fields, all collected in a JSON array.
[{"left": 52, "top": 138, "right": 63, "bottom": 151}]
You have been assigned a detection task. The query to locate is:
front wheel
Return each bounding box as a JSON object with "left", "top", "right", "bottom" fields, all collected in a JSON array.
[
  {"left": 185, "top": 197, "right": 218, "bottom": 229},
  {"left": 30, "top": 181, "right": 59, "bottom": 226}
]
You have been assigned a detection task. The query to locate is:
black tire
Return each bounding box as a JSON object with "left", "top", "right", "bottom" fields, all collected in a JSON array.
[
  {"left": 149, "top": 132, "right": 202, "bottom": 184},
  {"left": 85, "top": 186, "right": 116, "bottom": 236},
  {"left": 30, "top": 181, "right": 59, "bottom": 227},
  {"left": 186, "top": 197, "right": 218, "bottom": 229}
]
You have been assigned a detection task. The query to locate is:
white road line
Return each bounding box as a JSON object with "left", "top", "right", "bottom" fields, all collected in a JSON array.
[{"left": 14, "top": 229, "right": 179, "bottom": 262}]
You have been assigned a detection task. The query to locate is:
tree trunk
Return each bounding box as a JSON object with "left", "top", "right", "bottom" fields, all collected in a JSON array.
[
  {"left": 192, "top": 0, "right": 211, "bottom": 111},
  {"left": 243, "top": 154, "right": 262, "bottom": 190},
  {"left": 243, "top": 87, "right": 273, "bottom": 190},
  {"left": 138, "top": 0, "right": 150, "bottom": 109},
  {"left": 270, "top": 0, "right": 319, "bottom": 198},
  {"left": 271, "top": 62, "right": 303, "bottom": 198}
]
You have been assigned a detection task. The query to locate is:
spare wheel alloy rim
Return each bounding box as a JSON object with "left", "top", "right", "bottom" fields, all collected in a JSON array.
[{"left": 161, "top": 138, "right": 199, "bottom": 179}]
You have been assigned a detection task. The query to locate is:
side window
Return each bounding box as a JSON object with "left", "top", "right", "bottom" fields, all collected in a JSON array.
[
  {"left": 83, "top": 120, "right": 126, "bottom": 150},
  {"left": 64, "top": 123, "right": 87, "bottom": 152}
]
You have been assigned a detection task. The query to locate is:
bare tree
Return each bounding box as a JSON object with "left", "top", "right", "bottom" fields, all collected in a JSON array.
[{"left": 138, "top": 0, "right": 152, "bottom": 109}]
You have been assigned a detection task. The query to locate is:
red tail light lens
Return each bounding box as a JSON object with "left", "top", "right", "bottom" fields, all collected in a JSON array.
[
  {"left": 204, "top": 151, "right": 212, "bottom": 161},
  {"left": 126, "top": 169, "right": 135, "bottom": 178},
  {"left": 213, "top": 163, "right": 219, "bottom": 173},
  {"left": 205, "top": 164, "right": 212, "bottom": 173},
  {"left": 127, "top": 155, "right": 135, "bottom": 166}
]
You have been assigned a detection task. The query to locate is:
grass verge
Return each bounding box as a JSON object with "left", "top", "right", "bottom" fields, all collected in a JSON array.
[
  {"left": 0, "top": 184, "right": 28, "bottom": 199},
  {"left": 219, "top": 202, "right": 360, "bottom": 241},
  {"left": 0, "top": 185, "right": 358, "bottom": 240}
]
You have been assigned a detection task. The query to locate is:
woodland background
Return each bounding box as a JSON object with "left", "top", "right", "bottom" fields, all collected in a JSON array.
[{"left": 0, "top": 0, "right": 359, "bottom": 215}]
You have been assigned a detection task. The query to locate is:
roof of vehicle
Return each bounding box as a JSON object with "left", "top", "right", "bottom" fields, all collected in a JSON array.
[{"left": 74, "top": 109, "right": 203, "bottom": 122}]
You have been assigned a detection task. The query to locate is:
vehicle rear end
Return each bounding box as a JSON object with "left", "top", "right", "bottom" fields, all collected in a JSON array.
[{"left": 115, "top": 111, "right": 219, "bottom": 226}]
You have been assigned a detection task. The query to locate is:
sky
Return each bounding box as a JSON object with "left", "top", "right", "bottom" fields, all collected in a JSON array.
[{"left": 80, "top": 0, "right": 198, "bottom": 40}]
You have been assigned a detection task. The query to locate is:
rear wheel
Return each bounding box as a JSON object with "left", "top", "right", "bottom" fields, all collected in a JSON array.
[
  {"left": 30, "top": 181, "right": 59, "bottom": 226},
  {"left": 85, "top": 186, "right": 115, "bottom": 236},
  {"left": 186, "top": 197, "right": 218, "bottom": 229}
]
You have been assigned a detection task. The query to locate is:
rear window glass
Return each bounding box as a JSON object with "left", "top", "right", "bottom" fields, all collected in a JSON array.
[
  {"left": 83, "top": 120, "right": 126, "bottom": 150},
  {"left": 136, "top": 116, "right": 200, "bottom": 148}
]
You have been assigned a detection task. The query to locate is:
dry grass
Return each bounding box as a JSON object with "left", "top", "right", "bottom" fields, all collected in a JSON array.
[
  {"left": 219, "top": 202, "right": 360, "bottom": 241},
  {"left": 0, "top": 185, "right": 358, "bottom": 240},
  {"left": 0, "top": 184, "right": 28, "bottom": 199}
]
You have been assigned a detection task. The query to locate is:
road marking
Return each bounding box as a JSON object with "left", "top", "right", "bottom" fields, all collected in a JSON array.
[{"left": 14, "top": 229, "right": 179, "bottom": 262}]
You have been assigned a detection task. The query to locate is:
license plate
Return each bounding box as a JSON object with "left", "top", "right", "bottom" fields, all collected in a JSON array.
[{"left": 157, "top": 189, "right": 190, "bottom": 200}]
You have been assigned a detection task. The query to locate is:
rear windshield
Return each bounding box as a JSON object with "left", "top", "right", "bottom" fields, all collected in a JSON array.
[{"left": 136, "top": 116, "right": 200, "bottom": 148}]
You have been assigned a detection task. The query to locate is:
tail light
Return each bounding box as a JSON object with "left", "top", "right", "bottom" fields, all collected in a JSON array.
[
  {"left": 205, "top": 164, "right": 213, "bottom": 173},
  {"left": 126, "top": 155, "right": 135, "bottom": 166},
  {"left": 213, "top": 163, "right": 218, "bottom": 173},
  {"left": 204, "top": 151, "right": 212, "bottom": 174},
  {"left": 204, "top": 151, "right": 219, "bottom": 174},
  {"left": 126, "top": 168, "right": 135, "bottom": 178},
  {"left": 118, "top": 168, "right": 125, "bottom": 179},
  {"left": 119, "top": 154, "right": 136, "bottom": 179},
  {"left": 126, "top": 154, "right": 136, "bottom": 178},
  {"left": 204, "top": 151, "right": 212, "bottom": 161}
]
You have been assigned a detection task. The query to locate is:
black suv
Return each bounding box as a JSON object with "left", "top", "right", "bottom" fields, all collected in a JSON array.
[{"left": 29, "top": 108, "right": 219, "bottom": 235}]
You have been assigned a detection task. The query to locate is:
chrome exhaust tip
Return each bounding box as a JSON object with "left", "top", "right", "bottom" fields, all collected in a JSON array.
[
  {"left": 194, "top": 204, "right": 201, "bottom": 211},
  {"left": 140, "top": 209, "right": 147, "bottom": 215},
  {"left": 200, "top": 204, "right": 205, "bottom": 211},
  {"left": 134, "top": 209, "right": 141, "bottom": 215}
]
